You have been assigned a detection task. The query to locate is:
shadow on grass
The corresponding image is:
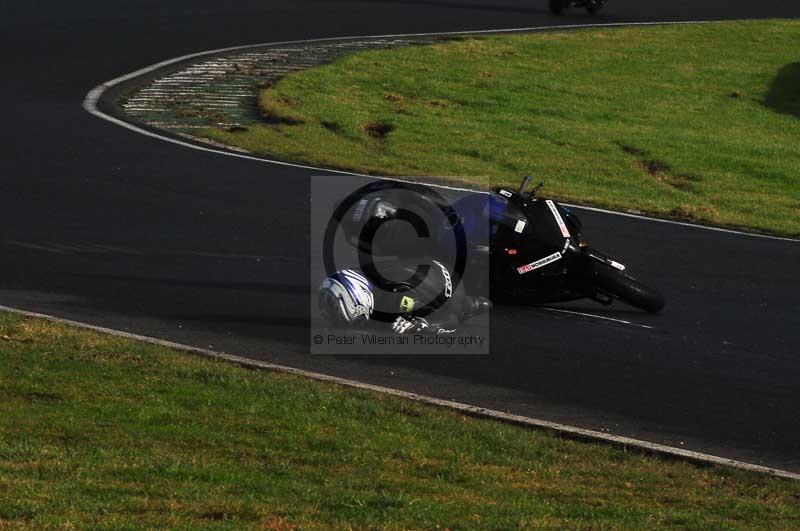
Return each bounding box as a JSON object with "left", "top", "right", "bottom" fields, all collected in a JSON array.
[{"left": 764, "top": 62, "right": 800, "bottom": 118}]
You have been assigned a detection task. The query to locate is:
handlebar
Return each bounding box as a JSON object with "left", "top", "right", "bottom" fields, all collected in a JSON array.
[{"left": 519, "top": 175, "right": 532, "bottom": 194}]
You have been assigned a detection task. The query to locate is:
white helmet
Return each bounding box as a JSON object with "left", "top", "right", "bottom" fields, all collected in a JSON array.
[{"left": 318, "top": 269, "right": 374, "bottom": 325}]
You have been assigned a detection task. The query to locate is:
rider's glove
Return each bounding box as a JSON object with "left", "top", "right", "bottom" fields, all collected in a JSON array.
[{"left": 392, "top": 316, "right": 433, "bottom": 334}]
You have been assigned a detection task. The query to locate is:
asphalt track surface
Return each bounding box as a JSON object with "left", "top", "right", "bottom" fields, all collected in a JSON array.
[{"left": 2, "top": 1, "right": 799, "bottom": 472}]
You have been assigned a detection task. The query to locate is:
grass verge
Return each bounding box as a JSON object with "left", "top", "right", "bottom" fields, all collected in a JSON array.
[
  {"left": 198, "top": 20, "right": 800, "bottom": 237},
  {"left": 1, "top": 313, "right": 800, "bottom": 528}
]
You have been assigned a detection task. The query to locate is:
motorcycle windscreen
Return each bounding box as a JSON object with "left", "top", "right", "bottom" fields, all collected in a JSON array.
[{"left": 471, "top": 196, "right": 566, "bottom": 258}]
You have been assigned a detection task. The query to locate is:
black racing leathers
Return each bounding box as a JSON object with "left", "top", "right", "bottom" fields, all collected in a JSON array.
[{"left": 364, "top": 259, "right": 490, "bottom": 335}]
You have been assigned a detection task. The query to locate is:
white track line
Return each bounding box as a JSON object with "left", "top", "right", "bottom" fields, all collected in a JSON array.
[
  {"left": 83, "top": 19, "right": 797, "bottom": 243},
  {"left": 562, "top": 204, "right": 800, "bottom": 242},
  {"left": 1, "top": 304, "right": 796, "bottom": 481},
  {"left": 542, "top": 307, "right": 655, "bottom": 329}
]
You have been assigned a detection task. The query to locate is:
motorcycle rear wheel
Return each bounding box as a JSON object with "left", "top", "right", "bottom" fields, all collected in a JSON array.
[{"left": 590, "top": 262, "right": 665, "bottom": 313}]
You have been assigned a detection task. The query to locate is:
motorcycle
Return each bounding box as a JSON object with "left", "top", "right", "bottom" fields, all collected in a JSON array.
[
  {"left": 335, "top": 177, "right": 665, "bottom": 313},
  {"left": 549, "top": 0, "right": 607, "bottom": 15}
]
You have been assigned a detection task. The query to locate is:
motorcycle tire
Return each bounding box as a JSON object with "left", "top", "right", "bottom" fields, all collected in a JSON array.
[
  {"left": 590, "top": 262, "right": 666, "bottom": 313},
  {"left": 549, "top": 0, "right": 565, "bottom": 15}
]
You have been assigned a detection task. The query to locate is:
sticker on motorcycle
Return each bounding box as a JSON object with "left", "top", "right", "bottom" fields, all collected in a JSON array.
[
  {"left": 499, "top": 189, "right": 513, "bottom": 198},
  {"left": 517, "top": 252, "right": 562, "bottom": 275},
  {"left": 514, "top": 220, "right": 526, "bottom": 233},
  {"left": 546, "top": 200, "right": 571, "bottom": 238}
]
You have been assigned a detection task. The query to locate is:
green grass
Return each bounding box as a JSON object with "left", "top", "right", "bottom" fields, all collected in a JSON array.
[
  {"left": 198, "top": 20, "right": 800, "bottom": 237},
  {"left": 1, "top": 314, "right": 800, "bottom": 529}
]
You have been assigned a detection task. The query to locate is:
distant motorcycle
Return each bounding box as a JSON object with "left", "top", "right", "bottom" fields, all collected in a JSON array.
[{"left": 549, "top": 0, "right": 607, "bottom": 15}]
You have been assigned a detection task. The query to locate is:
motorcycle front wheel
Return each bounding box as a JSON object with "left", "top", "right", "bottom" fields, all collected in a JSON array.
[{"left": 590, "top": 262, "right": 665, "bottom": 313}]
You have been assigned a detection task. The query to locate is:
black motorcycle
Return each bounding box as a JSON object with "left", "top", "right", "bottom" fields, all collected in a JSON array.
[
  {"left": 336, "top": 177, "right": 665, "bottom": 313},
  {"left": 456, "top": 177, "right": 664, "bottom": 313},
  {"left": 549, "top": 0, "right": 607, "bottom": 15}
]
